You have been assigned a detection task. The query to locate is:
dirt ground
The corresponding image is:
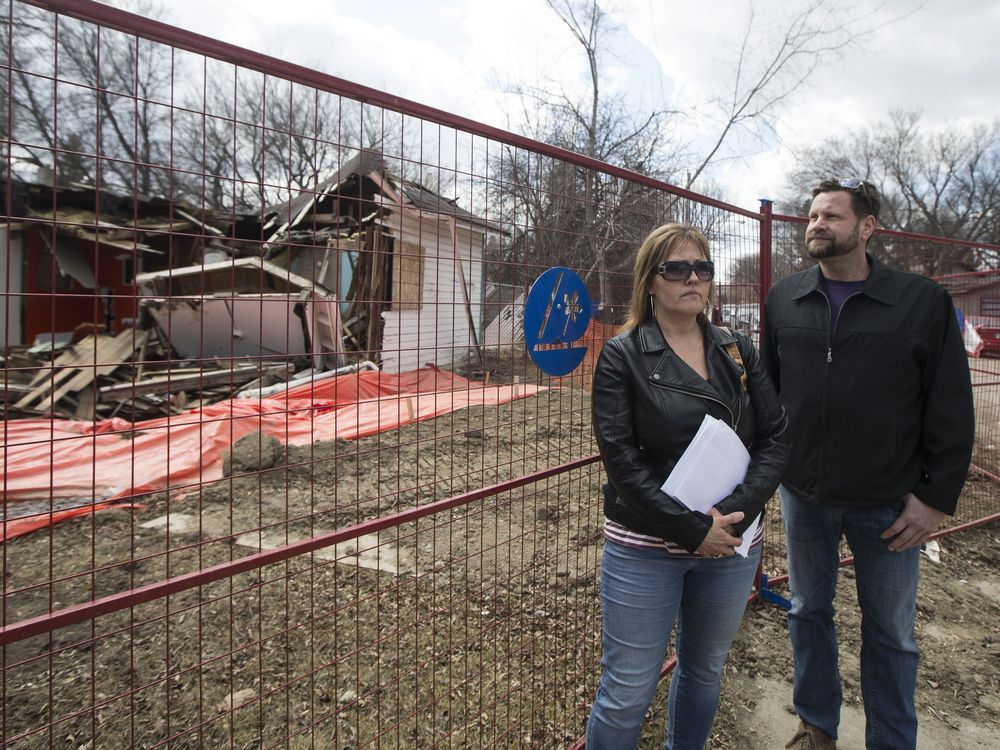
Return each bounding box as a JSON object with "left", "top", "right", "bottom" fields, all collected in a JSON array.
[
  {"left": 3, "top": 376, "right": 998, "bottom": 748},
  {"left": 712, "top": 524, "right": 1000, "bottom": 749}
]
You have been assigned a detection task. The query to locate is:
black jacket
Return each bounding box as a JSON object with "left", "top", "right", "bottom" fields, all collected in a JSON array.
[
  {"left": 761, "top": 255, "right": 975, "bottom": 514},
  {"left": 592, "top": 320, "right": 789, "bottom": 553}
]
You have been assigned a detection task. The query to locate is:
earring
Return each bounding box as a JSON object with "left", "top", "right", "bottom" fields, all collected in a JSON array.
[{"left": 649, "top": 293, "right": 656, "bottom": 320}]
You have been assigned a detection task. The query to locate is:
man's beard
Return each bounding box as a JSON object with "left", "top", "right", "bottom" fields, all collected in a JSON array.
[{"left": 806, "top": 222, "right": 860, "bottom": 259}]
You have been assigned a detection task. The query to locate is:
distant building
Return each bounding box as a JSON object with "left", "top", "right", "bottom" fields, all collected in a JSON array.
[{"left": 934, "top": 269, "right": 1000, "bottom": 319}]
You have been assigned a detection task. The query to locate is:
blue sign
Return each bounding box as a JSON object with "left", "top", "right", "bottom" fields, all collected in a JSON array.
[{"left": 523, "top": 267, "right": 592, "bottom": 376}]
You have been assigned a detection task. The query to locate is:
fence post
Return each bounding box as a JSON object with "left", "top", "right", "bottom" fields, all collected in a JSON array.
[
  {"left": 753, "top": 198, "right": 793, "bottom": 610},
  {"left": 758, "top": 198, "right": 774, "bottom": 328}
]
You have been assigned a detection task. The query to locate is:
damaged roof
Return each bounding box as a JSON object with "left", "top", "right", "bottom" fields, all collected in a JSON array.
[
  {"left": 261, "top": 149, "right": 503, "bottom": 244},
  {"left": 3, "top": 174, "right": 233, "bottom": 253}
]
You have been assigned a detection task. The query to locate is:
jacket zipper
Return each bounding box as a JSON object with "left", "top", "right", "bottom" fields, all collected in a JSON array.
[
  {"left": 652, "top": 381, "right": 740, "bottom": 430},
  {"left": 824, "top": 289, "right": 863, "bottom": 364},
  {"left": 819, "top": 286, "right": 863, "bottom": 494}
]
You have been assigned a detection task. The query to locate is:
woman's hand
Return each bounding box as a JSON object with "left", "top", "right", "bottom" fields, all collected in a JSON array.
[{"left": 695, "top": 509, "right": 744, "bottom": 558}]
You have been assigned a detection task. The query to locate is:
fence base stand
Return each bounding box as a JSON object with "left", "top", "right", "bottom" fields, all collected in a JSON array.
[{"left": 757, "top": 573, "right": 792, "bottom": 611}]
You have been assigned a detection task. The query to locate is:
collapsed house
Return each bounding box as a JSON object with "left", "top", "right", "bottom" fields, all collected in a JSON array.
[
  {"left": 2, "top": 151, "right": 507, "bottom": 417},
  {"left": 0, "top": 173, "right": 267, "bottom": 418},
  {"left": 258, "top": 150, "right": 503, "bottom": 373}
]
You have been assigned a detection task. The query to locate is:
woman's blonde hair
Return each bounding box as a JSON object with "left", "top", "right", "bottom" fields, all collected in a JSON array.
[{"left": 622, "top": 223, "right": 714, "bottom": 331}]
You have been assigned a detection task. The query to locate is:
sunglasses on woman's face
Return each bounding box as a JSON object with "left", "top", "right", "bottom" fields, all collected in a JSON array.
[{"left": 655, "top": 260, "right": 715, "bottom": 281}]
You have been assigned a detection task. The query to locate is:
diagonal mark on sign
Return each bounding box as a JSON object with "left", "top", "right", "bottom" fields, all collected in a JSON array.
[{"left": 537, "top": 270, "right": 564, "bottom": 340}]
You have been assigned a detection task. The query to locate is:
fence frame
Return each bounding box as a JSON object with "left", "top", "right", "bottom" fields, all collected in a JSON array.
[{"left": 3, "top": 1, "right": 999, "bottom": 748}]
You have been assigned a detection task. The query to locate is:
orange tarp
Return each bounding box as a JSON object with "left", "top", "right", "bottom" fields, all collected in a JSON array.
[
  {"left": 278, "top": 365, "right": 474, "bottom": 403},
  {"left": 2, "top": 367, "right": 546, "bottom": 519},
  {"left": 555, "top": 319, "right": 618, "bottom": 388}
]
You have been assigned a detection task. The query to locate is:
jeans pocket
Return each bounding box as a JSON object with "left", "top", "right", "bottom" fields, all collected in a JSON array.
[{"left": 849, "top": 500, "right": 905, "bottom": 532}]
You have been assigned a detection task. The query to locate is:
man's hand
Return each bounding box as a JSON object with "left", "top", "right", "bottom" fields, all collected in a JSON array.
[{"left": 881, "top": 492, "right": 947, "bottom": 552}]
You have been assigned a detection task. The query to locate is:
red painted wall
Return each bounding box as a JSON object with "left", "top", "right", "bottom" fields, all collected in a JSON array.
[{"left": 21, "top": 229, "right": 139, "bottom": 345}]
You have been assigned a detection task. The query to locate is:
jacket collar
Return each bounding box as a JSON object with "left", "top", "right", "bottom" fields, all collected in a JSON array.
[
  {"left": 792, "top": 252, "right": 895, "bottom": 305},
  {"left": 636, "top": 319, "right": 669, "bottom": 353},
  {"left": 635, "top": 318, "right": 743, "bottom": 400},
  {"left": 636, "top": 318, "right": 739, "bottom": 354}
]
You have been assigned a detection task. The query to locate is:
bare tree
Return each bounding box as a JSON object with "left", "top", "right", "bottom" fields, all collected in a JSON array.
[
  {"left": 683, "top": 1, "right": 893, "bottom": 189},
  {"left": 3, "top": 0, "right": 173, "bottom": 195},
  {"left": 489, "top": 0, "right": 904, "bottom": 317},
  {"left": 4, "top": 2, "right": 403, "bottom": 215},
  {"left": 782, "top": 110, "right": 1000, "bottom": 273},
  {"left": 174, "top": 73, "right": 375, "bottom": 212},
  {"left": 491, "top": 0, "right": 682, "bottom": 313}
]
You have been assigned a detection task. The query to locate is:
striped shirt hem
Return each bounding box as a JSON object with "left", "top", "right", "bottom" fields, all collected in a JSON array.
[{"left": 604, "top": 517, "right": 764, "bottom": 558}]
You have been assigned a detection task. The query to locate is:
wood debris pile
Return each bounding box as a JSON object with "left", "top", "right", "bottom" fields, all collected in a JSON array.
[{"left": 2, "top": 325, "right": 302, "bottom": 421}]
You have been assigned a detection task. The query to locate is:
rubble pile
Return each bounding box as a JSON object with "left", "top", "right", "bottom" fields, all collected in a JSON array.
[{"left": 2, "top": 325, "right": 300, "bottom": 421}]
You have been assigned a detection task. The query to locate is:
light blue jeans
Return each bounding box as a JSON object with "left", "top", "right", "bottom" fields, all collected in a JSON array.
[
  {"left": 781, "top": 486, "right": 920, "bottom": 750},
  {"left": 586, "top": 539, "right": 761, "bottom": 750}
]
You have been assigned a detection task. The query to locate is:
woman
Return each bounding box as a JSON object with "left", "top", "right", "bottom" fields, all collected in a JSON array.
[{"left": 586, "top": 223, "right": 789, "bottom": 749}]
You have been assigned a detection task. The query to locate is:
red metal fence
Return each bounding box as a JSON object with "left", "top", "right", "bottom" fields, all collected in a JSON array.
[{"left": 2, "top": 1, "right": 997, "bottom": 748}]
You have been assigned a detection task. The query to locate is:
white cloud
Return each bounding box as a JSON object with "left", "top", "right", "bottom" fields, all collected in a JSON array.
[{"left": 128, "top": 0, "right": 999, "bottom": 212}]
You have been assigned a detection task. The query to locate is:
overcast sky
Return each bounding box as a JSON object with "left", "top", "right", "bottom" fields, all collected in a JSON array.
[{"left": 127, "top": 0, "right": 999, "bottom": 212}]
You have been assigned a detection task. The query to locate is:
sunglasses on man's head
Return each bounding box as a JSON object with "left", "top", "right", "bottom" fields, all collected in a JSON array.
[
  {"left": 655, "top": 260, "right": 715, "bottom": 281},
  {"left": 836, "top": 177, "right": 876, "bottom": 215},
  {"left": 838, "top": 177, "right": 871, "bottom": 195}
]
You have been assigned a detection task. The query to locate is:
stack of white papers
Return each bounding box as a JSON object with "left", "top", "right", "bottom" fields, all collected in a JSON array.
[{"left": 661, "top": 414, "right": 759, "bottom": 557}]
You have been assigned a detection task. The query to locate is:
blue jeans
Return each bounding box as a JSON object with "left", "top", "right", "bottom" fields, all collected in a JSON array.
[
  {"left": 586, "top": 539, "right": 761, "bottom": 750},
  {"left": 781, "top": 486, "right": 920, "bottom": 750}
]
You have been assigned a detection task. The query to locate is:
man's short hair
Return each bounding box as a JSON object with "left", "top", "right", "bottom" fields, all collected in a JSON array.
[{"left": 812, "top": 178, "right": 881, "bottom": 221}]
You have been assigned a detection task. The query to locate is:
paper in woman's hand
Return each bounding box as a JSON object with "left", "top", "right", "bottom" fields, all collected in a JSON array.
[{"left": 661, "top": 414, "right": 759, "bottom": 557}]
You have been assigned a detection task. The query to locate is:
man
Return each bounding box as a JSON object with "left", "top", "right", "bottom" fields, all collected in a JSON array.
[{"left": 761, "top": 178, "right": 975, "bottom": 750}]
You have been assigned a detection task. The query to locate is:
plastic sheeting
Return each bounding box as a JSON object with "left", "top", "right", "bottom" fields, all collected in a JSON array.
[
  {"left": 1, "top": 367, "right": 545, "bottom": 539},
  {"left": 555, "top": 319, "right": 618, "bottom": 387}
]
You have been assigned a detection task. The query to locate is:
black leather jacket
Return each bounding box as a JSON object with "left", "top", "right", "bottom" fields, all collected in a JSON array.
[
  {"left": 762, "top": 255, "right": 974, "bottom": 514},
  {"left": 592, "top": 320, "right": 789, "bottom": 553}
]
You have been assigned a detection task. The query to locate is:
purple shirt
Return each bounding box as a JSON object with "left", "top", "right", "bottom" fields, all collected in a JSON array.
[{"left": 821, "top": 276, "right": 865, "bottom": 334}]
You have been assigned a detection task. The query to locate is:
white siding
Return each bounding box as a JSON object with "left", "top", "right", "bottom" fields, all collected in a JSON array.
[
  {"left": 379, "top": 214, "right": 484, "bottom": 373},
  {"left": 0, "top": 226, "right": 24, "bottom": 347},
  {"left": 482, "top": 293, "right": 526, "bottom": 349}
]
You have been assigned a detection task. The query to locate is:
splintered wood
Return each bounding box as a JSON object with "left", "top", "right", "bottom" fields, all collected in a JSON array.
[
  {"left": 14, "top": 329, "right": 145, "bottom": 416},
  {"left": 6, "top": 328, "right": 298, "bottom": 421}
]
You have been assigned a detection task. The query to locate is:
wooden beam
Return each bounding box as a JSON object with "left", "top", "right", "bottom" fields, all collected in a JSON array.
[{"left": 98, "top": 364, "right": 290, "bottom": 400}]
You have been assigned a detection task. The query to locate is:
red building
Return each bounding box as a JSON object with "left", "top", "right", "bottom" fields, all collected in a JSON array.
[{"left": 2, "top": 176, "right": 219, "bottom": 349}]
